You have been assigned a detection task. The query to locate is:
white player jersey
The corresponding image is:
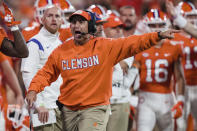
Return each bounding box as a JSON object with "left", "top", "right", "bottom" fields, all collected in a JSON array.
[
  {"left": 0, "top": 110, "right": 5, "bottom": 131},
  {"left": 21, "top": 27, "right": 62, "bottom": 109}
]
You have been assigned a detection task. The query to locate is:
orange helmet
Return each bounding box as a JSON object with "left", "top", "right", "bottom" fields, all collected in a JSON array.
[
  {"left": 87, "top": 5, "right": 107, "bottom": 23},
  {"left": 59, "top": 0, "right": 75, "bottom": 13},
  {"left": 34, "top": 0, "right": 75, "bottom": 23},
  {"left": 59, "top": 0, "right": 76, "bottom": 23},
  {"left": 34, "top": 0, "right": 60, "bottom": 23},
  {"left": 177, "top": 2, "right": 197, "bottom": 27},
  {"left": 88, "top": 5, "right": 106, "bottom": 17},
  {"left": 106, "top": 10, "right": 120, "bottom": 17},
  {"left": 103, "top": 15, "right": 123, "bottom": 28},
  {"left": 143, "top": 9, "right": 171, "bottom": 32}
]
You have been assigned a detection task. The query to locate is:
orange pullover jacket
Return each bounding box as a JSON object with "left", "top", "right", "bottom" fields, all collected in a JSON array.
[{"left": 28, "top": 32, "right": 159, "bottom": 110}]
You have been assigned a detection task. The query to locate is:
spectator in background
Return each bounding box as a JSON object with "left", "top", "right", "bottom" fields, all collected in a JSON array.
[
  {"left": 166, "top": 0, "right": 197, "bottom": 39},
  {"left": 119, "top": 6, "right": 137, "bottom": 37},
  {"left": 70, "top": 0, "right": 87, "bottom": 10},
  {"left": 104, "top": 15, "right": 131, "bottom": 131},
  {"left": 0, "top": 53, "right": 24, "bottom": 131},
  {"left": 87, "top": 4, "right": 107, "bottom": 37},
  {"left": 119, "top": 6, "right": 140, "bottom": 131},
  {"left": 112, "top": 0, "right": 143, "bottom": 16}
]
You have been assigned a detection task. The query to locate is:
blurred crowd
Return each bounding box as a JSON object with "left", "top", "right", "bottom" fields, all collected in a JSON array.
[{"left": 0, "top": 0, "right": 186, "bottom": 27}]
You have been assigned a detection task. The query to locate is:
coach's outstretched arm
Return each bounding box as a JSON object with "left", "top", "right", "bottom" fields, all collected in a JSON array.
[
  {"left": 26, "top": 52, "right": 60, "bottom": 107},
  {"left": 0, "top": 3, "right": 28, "bottom": 58},
  {"left": 107, "top": 30, "right": 179, "bottom": 65}
]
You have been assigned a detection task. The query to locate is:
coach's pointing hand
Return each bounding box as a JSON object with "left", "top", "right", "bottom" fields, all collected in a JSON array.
[
  {"left": 26, "top": 91, "right": 37, "bottom": 108},
  {"left": 158, "top": 29, "right": 180, "bottom": 39}
]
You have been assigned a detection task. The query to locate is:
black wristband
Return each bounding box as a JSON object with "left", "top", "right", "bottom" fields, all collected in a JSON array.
[{"left": 157, "top": 31, "right": 163, "bottom": 40}]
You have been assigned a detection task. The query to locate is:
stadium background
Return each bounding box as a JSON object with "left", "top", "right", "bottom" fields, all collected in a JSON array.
[{"left": 0, "top": 0, "right": 188, "bottom": 26}]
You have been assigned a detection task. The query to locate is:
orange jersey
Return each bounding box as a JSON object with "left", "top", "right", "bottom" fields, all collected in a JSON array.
[
  {"left": 0, "top": 53, "right": 11, "bottom": 131},
  {"left": 22, "top": 21, "right": 41, "bottom": 42},
  {"left": 22, "top": 21, "right": 72, "bottom": 42},
  {"left": 59, "top": 27, "right": 72, "bottom": 42},
  {"left": 135, "top": 41, "right": 182, "bottom": 94},
  {"left": 0, "top": 52, "right": 30, "bottom": 131},
  {"left": 28, "top": 32, "right": 159, "bottom": 110},
  {"left": 172, "top": 33, "right": 197, "bottom": 85},
  {"left": 0, "top": 53, "right": 10, "bottom": 110},
  {"left": 2, "top": 104, "right": 30, "bottom": 131}
]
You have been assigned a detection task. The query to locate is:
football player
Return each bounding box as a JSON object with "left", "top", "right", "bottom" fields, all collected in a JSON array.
[
  {"left": 170, "top": 2, "right": 197, "bottom": 130},
  {"left": 133, "top": 9, "right": 185, "bottom": 131}
]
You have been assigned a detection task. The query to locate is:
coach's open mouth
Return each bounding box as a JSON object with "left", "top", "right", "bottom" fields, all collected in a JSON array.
[{"left": 75, "top": 31, "right": 82, "bottom": 34}]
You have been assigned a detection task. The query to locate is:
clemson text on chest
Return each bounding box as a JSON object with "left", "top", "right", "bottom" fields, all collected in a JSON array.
[{"left": 62, "top": 55, "right": 99, "bottom": 70}]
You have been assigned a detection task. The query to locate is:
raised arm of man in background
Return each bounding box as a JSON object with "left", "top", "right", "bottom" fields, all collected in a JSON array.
[
  {"left": 0, "top": 2, "right": 28, "bottom": 58},
  {"left": 166, "top": 0, "right": 197, "bottom": 38}
]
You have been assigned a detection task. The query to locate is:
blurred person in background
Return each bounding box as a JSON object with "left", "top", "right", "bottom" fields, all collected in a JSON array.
[
  {"left": 133, "top": 9, "right": 185, "bottom": 131},
  {"left": 69, "top": 0, "right": 86, "bottom": 10},
  {"left": 0, "top": 52, "right": 25, "bottom": 130},
  {"left": 119, "top": 6, "right": 139, "bottom": 131},
  {"left": 87, "top": 4, "right": 107, "bottom": 37},
  {"left": 111, "top": 0, "right": 142, "bottom": 16},
  {"left": 0, "top": 2, "right": 29, "bottom": 98},
  {"left": 167, "top": 1, "right": 197, "bottom": 130},
  {"left": 119, "top": 5, "right": 137, "bottom": 37},
  {"left": 7, "top": 0, "right": 35, "bottom": 30},
  {"left": 2, "top": 0, "right": 35, "bottom": 97},
  {"left": 21, "top": 5, "right": 63, "bottom": 131},
  {"left": 166, "top": 0, "right": 197, "bottom": 39},
  {"left": 0, "top": 2, "right": 28, "bottom": 58},
  {"left": 104, "top": 15, "right": 131, "bottom": 131}
]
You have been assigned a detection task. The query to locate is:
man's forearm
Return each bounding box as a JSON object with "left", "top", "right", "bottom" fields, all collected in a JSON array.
[
  {"left": 3, "top": 61, "right": 23, "bottom": 97},
  {"left": 12, "top": 30, "right": 29, "bottom": 57},
  {"left": 176, "top": 78, "right": 185, "bottom": 95},
  {"left": 174, "top": 59, "right": 185, "bottom": 96}
]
